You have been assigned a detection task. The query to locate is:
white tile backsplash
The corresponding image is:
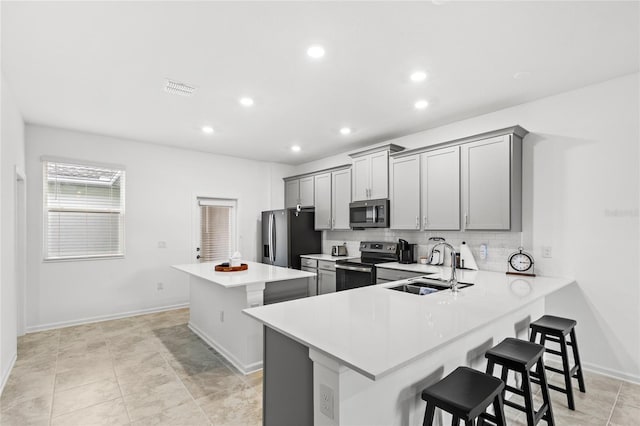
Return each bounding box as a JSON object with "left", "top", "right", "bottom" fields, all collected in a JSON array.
[{"left": 323, "top": 229, "right": 522, "bottom": 272}]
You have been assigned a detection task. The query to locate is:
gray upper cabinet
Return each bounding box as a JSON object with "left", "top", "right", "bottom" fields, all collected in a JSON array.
[
  {"left": 314, "top": 173, "right": 332, "bottom": 230},
  {"left": 351, "top": 156, "right": 371, "bottom": 201},
  {"left": 285, "top": 179, "right": 300, "bottom": 208},
  {"left": 299, "top": 177, "right": 314, "bottom": 207},
  {"left": 461, "top": 134, "right": 522, "bottom": 231},
  {"left": 369, "top": 151, "right": 389, "bottom": 199},
  {"left": 350, "top": 146, "right": 403, "bottom": 202},
  {"left": 285, "top": 177, "right": 315, "bottom": 208},
  {"left": 390, "top": 154, "right": 421, "bottom": 230},
  {"left": 331, "top": 169, "right": 351, "bottom": 230},
  {"left": 421, "top": 146, "right": 460, "bottom": 230}
]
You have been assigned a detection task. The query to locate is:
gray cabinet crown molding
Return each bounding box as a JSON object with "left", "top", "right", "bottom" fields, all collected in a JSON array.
[
  {"left": 283, "top": 164, "right": 351, "bottom": 182},
  {"left": 348, "top": 143, "right": 405, "bottom": 159},
  {"left": 390, "top": 125, "right": 528, "bottom": 159}
]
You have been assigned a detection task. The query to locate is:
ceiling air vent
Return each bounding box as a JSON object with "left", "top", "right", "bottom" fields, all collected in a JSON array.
[{"left": 164, "top": 79, "right": 196, "bottom": 97}]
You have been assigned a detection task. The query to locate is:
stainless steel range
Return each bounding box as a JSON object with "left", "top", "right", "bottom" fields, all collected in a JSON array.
[{"left": 335, "top": 241, "right": 398, "bottom": 291}]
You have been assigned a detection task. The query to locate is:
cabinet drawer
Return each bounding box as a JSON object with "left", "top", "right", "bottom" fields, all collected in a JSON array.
[
  {"left": 375, "top": 268, "right": 423, "bottom": 282},
  {"left": 300, "top": 257, "right": 318, "bottom": 268},
  {"left": 318, "top": 260, "right": 335, "bottom": 271}
]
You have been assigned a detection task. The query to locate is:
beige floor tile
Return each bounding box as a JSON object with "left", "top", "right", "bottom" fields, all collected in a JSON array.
[
  {"left": 56, "top": 351, "right": 113, "bottom": 372},
  {"left": 180, "top": 369, "right": 243, "bottom": 400},
  {"left": 54, "top": 363, "right": 117, "bottom": 391},
  {"left": 609, "top": 400, "right": 640, "bottom": 426},
  {"left": 51, "top": 397, "right": 129, "bottom": 426},
  {"left": 196, "top": 383, "right": 261, "bottom": 426},
  {"left": 113, "top": 351, "right": 168, "bottom": 378},
  {"left": 118, "top": 366, "right": 181, "bottom": 396},
  {"left": 51, "top": 377, "right": 121, "bottom": 418},
  {"left": 123, "top": 380, "right": 192, "bottom": 421},
  {"left": 131, "top": 400, "right": 210, "bottom": 426},
  {"left": 617, "top": 381, "right": 640, "bottom": 408},
  {"left": 0, "top": 394, "right": 51, "bottom": 426},
  {"left": 0, "top": 373, "right": 55, "bottom": 411}
]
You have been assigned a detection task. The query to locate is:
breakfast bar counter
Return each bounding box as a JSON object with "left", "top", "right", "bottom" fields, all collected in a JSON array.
[{"left": 244, "top": 269, "right": 575, "bottom": 425}]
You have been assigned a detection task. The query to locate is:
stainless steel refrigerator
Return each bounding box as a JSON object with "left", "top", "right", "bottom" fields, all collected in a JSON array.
[{"left": 262, "top": 209, "right": 321, "bottom": 269}]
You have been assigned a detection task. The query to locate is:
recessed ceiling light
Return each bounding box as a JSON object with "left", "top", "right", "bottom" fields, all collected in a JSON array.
[
  {"left": 410, "top": 71, "right": 427, "bottom": 82},
  {"left": 513, "top": 71, "right": 531, "bottom": 80},
  {"left": 239, "top": 97, "right": 254, "bottom": 107},
  {"left": 340, "top": 127, "right": 352, "bottom": 135},
  {"left": 306, "top": 45, "right": 325, "bottom": 59},
  {"left": 201, "top": 126, "right": 214, "bottom": 134},
  {"left": 414, "top": 100, "right": 429, "bottom": 110},
  {"left": 291, "top": 145, "right": 301, "bottom": 152}
]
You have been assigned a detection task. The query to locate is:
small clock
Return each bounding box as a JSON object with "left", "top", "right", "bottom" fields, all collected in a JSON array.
[{"left": 507, "top": 247, "right": 536, "bottom": 277}]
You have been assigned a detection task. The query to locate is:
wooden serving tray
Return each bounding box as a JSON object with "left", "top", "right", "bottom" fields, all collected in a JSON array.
[{"left": 215, "top": 263, "right": 248, "bottom": 272}]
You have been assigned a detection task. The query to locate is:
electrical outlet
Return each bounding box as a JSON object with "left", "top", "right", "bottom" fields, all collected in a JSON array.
[
  {"left": 319, "top": 384, "right": 334, "bottom": 419},
  {"left": 542, "top": 246, "right": 552, "bottom": 258},
  {"left": 157, "top": 282, "right": 164, "bottom": 290},
  {"left": 220, "top": 311, "right": 225, "bottom": 323},
  {"left": 479, "top": 243, "right": 488, "bottom": 260}
]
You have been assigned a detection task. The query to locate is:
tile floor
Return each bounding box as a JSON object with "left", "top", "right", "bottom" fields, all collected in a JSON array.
[{"left": 0, "top": 308, "right": 637, "bottom": 425}]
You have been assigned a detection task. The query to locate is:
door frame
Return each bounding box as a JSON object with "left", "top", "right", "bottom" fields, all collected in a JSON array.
[
  {"left": 15, "top": 166, "right": 26, "bottom": 336},
  {"left": 190, "top": 193, "right": 239, "bottom": 263}
]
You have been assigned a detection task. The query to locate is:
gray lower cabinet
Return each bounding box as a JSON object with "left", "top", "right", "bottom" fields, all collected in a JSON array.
[
  {"left": 317, "top": 260, "right": 336, "bottom": 294},
  {"left": 376, "top": 267, "right": 424, "bottom": 284},
  {"left": 301, "top": 266, "right": 317, "bottom": 296}
]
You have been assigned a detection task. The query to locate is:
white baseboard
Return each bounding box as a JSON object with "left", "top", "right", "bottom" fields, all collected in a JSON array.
[
  {"left": 25, "top": 303, "right": 190, "bottom": 333},
  {"left": 583, "top": 361, "right": 640, "bottom": 385},
  {"left": 0, "top": 352, "right": 17, "bottom": 397},
  {"left": 188, "top": 321, "right": 262, "bottom": 375}
]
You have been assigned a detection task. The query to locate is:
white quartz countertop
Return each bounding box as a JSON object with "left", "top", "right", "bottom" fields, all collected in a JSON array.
[
  {"left": 244, "top": 269, "right": 574, "bottom": 380},
  {"left": 377, "top": 262, "right": 481, "bottom": 283},
  {"left": 172, "top": 261, "right": 315, "bottom": 288},
  {"left": 300, "top": 254, "right": 360, "bottom": 262}
]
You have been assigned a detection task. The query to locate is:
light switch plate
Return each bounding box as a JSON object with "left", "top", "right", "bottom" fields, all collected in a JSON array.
[{"left": 319, "top": 384, "right": 334, "bottom": 419}]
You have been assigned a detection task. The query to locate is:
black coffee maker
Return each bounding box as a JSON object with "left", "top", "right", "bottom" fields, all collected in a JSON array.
[{"left": 398, "top": 239, "right": 416, "bottom": 264}]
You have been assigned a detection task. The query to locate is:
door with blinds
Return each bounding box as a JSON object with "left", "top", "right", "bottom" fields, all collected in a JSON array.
[{"left": 196, "top": 198, "right": 237, "bottom": 262}]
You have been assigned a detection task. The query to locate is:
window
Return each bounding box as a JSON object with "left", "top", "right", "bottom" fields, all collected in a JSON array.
[
  {"left": 198, "top": 198, "right": 236, "bottom": 262},
  {"left": 43, "top": 160, "right": 125, "bottom": 260}
]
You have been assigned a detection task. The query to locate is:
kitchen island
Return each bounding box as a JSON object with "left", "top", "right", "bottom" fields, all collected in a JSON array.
[
  {"left": 173, "top": 260, "right": 315, "bottom": 374},
  {"left": 244, "top": 268, "right": 575, "bottom": 426}
]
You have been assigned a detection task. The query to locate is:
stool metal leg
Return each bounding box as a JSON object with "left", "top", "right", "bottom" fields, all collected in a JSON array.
[
  {"left": 423, "top": 402, "right": 436, "bottom": 426},
  {"left": 569, "top": 329, "right": 586, "bottom": 393},
  {"left": 536, "top": 358, "right": 555, "bottom": 426},
  {"left": 558, "top": 335, "right": 575, "bottom": 410},
  {"left": 522, "top": 368, "right": 536, "bottom": 426}
]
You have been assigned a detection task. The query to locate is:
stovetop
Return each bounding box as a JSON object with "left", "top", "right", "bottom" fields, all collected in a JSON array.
[{"left": 336, "top": 241, "right": 399, "bottom": 267}]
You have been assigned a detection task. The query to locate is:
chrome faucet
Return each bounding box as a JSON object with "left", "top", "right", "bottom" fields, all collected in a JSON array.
[{"left": 432, "top": 242, "right": 458, "bottom": 292}]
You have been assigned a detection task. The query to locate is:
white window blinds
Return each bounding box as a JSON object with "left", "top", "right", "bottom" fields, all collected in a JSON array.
[
  {"left": 43, "top": 160, "right": 125, "bottom": 260},
  {"left": 199, "top": 199, "right": 235, "bottom": 262}
]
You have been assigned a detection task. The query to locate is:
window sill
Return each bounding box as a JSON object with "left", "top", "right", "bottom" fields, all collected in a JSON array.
[{"left": 43, "top": 255, "right": 125, "bottom": 263}]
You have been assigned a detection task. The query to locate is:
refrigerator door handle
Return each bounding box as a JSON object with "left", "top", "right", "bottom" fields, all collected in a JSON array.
[
  {"left": 268, "top": 213, "right": 274, "bottom": 263},
  {"left": 270, "top": 213, "right": 276, "bottom": 263}
]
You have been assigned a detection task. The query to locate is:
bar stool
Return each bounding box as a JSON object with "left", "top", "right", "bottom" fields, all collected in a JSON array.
[
  {"left": 421, "top": 366, "right": 506, "bottom": 426},
  {"left": 529, "top": 315, "right": 586, "bottom": 410},
  {"left": 482, "top": 338, "right": 554, "bottom": 426}
]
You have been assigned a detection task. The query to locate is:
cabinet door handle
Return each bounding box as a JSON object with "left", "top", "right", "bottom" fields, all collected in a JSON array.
[
  {"left": 423, "top": 216, "right": 427, "bottom": 228},
  {"left": 415, "top": 216, "right": 419, "bottom": 229},
  {"left": 465, "top": 213, "right": 469, "bottom": 225},
  {"left": 332, "top": 218, "right": 335, "bottom": 228}
]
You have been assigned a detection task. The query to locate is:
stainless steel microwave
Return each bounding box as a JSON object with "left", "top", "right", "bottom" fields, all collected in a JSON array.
[{"left": 349, "top": 199, "right": 390, "bottom": 228}]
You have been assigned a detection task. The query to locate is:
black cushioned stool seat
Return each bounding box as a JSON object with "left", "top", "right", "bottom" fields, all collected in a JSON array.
[
  {"left": 421, "top": 366, "right": 506, "bottom": 426},
  {"left": 529, "top": 315, "right": 586, "bottom": 411},
  {"left": 482, "top": 338, "right": 554, "bottom": 426}
]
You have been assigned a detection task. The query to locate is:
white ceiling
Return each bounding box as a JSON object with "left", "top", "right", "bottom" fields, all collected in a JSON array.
[{"left": 2, "top": 1, "right": 638, "bottom": 164}]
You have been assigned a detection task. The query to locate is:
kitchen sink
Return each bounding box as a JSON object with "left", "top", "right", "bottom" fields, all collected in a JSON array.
[{"left": 388, "top": 277, "right": 474, "bottom": 295}]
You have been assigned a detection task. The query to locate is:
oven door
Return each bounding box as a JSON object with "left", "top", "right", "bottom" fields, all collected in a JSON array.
[{"left": 335, "top": 263, "right": 374, "bottom": 291}]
